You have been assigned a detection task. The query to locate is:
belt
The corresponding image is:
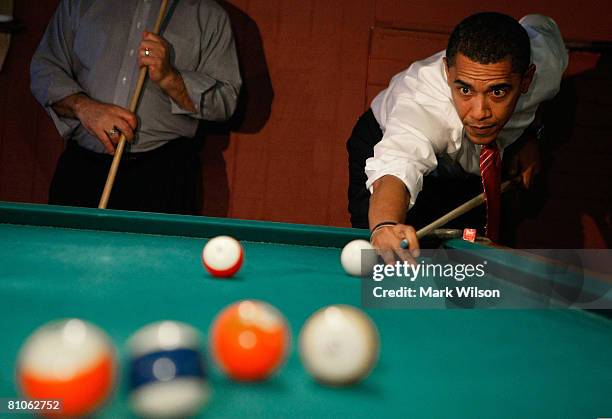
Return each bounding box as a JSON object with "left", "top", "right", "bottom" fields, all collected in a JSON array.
[{"left": 68, "top": 138, "right": 189, "bottom": 163}]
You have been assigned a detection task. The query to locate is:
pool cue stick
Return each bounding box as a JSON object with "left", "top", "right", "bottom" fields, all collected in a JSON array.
[
  {"left": 416, "top": 176, "right": 521, "bottom": 239},
  {"left": 98, "top": 0, "right": 170, "bottom": 209}
]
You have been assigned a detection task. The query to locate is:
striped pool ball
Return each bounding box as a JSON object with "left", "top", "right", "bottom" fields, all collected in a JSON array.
[
  {"left": 17, "top": 319, "right": 116, "bottom": 417},
  {"left": 128, "top": 321, "right": 210, "bottom": 418}
]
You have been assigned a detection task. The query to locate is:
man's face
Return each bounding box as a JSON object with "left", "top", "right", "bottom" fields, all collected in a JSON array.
[{"left": 444, "top": 53, "right": 534, "bottom": 145}]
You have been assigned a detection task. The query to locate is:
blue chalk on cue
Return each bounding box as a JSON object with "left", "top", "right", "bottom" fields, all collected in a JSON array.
[{"left": 400, "top": 239, "right": 409, "bottom": 249}]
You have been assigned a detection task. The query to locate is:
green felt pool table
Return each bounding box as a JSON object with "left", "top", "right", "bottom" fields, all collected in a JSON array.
[{"left": 0, "top": 202, "right": 611, "bottom": 418}]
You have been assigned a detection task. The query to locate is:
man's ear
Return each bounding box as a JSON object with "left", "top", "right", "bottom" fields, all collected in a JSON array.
[{"left": 521, "top": 64, "right": 536, "bottom": 94}]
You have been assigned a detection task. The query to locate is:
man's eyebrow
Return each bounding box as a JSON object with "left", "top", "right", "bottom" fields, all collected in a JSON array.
[
  {"left": 453, "top": 79, "right": 472, "bottom": 88},
  {"left": 453, "top": 80, "right": 513, "bottom": 91},
  {"left": 489, "top": 83, "right": 513, "bottom": 90}
]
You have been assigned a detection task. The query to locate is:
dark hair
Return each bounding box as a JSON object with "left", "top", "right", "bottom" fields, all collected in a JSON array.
[{"left": 446, "top": 12, "right": 531, "bottom": 74}]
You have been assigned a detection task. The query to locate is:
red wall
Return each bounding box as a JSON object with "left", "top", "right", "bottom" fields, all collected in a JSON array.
[{"left": 0, "top": 1, "right": 610, "bottom": 247}]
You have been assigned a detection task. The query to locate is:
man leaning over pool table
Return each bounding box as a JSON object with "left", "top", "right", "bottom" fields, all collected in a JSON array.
[{"left": 346, "top": 12, "right": 568, "bottom": 262}]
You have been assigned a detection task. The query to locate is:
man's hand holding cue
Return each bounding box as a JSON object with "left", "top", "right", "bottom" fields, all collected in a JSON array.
[{"left": 138, "top": 31, "right": 196, "bottom": 113}]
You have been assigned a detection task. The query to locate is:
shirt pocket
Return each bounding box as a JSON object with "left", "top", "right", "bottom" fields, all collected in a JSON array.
[{"left": 163, "top": 31, "right": 200, "bottom": 72}]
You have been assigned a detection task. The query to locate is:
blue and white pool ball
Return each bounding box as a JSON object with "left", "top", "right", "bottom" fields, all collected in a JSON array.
[{"left": 127, "top": 321, "right": 210, "bottom": 418}]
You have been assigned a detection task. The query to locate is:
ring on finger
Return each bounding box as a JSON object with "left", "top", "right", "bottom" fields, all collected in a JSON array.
[
  {"left": 144, "top": 48, "right": 151, "bottom": 56},
  {"left": 107, "top": 128, "right": 118, "bottom": 137}
]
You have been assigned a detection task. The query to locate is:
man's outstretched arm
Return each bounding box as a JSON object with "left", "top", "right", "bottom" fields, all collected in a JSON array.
[{"left": 369, "top": 175, "right": 420, "bottom": 264}]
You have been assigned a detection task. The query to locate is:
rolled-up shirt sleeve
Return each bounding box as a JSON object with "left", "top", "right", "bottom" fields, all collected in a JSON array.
[
  {"left": 170, "top": 6, "right": 241, "bottom": 121},
  {"left": 365, "top": 98, "right": 439, "bottom": 209},
  {"left": 30, "top": 0, "right": 83, "bottom": 138}
]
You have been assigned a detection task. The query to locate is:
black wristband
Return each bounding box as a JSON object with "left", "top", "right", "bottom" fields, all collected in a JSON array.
[
  {"left": 370, "top": 221, "right": 398, "bottom": 243},
  {"left": 371, "top": 221, "right": 398, "bottom": 232}
]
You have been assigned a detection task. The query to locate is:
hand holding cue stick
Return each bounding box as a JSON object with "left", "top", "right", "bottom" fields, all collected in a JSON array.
[
  {"left": 98, "top": 0, "right": 170, "bottom": 209},
  {"left": 397, "top": 176, "right": 521, "bottom": 247}
]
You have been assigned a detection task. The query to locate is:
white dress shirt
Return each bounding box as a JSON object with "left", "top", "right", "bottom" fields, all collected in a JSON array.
[{"left": 365, "top": 14, "right": 568, "bottom": 208}]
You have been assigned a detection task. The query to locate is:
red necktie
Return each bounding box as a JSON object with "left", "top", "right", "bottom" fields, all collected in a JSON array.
[{"left": 480, "top": 142, "right": 501, "bottom": 242}]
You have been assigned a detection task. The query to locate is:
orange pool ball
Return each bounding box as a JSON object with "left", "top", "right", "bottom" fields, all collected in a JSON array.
[
  {"left": 16, "top": 319, "right": 116, "bottom": 417},
  {"left": 210, "top": 300, "right": 290, "bottom": 381}
]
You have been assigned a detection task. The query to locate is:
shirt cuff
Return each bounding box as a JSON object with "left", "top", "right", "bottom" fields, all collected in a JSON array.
[
  {"left": 169, "top": 70, "right": 217, "bottom": 116},
  {"left": 46, "top": 85, "right": 84, "bottom": 139},
  {"left": 48, "top": 107, "right": 80, "bottom": 139},
  {"left": 365, "top": 158, "right": 425, "bottom": 209}
]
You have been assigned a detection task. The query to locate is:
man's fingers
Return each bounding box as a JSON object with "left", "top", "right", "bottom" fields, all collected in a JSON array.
[
  {"left": 139, "top": 42, "right": 159, "bottom": 58},
  {"left": 370, "top": 224, "right": 422, "bottom": 265},
  {"left": 139, "top": 38, "right": 166, "bottom": 58},
  {"left": 395, "top": 248, "right": 416, "bottom": 265},
  {"left": 95, "top": 130, "right": 115, "bottom": 154},
  {"left": 378, "top": 249, "right": 396, "bottom": 266},
  {"left": 108, "top": 131, "right": 120, "bottom": 145},
  {"left": 139, "top": 56, "right": 154, "bottom": 67},
  {"left": 111, "top": 107, "right": 138, "bottom": 130},
  {"left": 142, "top": 31, "right": 163, "bottom": 42},
  {"left": 139, "top": 57, "right": 161, "bottom": 73},
  {"left": 397, "top": 225, "right": 420, "bottom": 257},
  {"left": 113, "top": 120, "right": 135, "bottom": 142},
  {"left": 140, "top": 39, "right": 160, "bottom": 48}
]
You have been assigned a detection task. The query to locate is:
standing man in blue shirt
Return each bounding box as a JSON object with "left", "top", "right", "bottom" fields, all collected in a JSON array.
[{"left": 31, "top": 0, "right": 242, "bottom": 214}]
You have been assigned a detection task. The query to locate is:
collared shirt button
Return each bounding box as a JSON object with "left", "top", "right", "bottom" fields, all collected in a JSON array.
[
  {"left": 122, "top": 76, "right": 127, "bottom": 84},
  {"left": 137, "top": 22, "right": 142, "bottom": 29},
  {"left": 129, "top": 49, "right": 135, "bottom": 56}
]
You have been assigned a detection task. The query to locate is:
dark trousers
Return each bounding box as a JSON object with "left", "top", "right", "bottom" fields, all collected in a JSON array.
[
  {"left": 346, "top": 109, "right": 526, "bottom": 242},
  {"left": 49, "top": 138, "right": 201, "bottom": 215}
]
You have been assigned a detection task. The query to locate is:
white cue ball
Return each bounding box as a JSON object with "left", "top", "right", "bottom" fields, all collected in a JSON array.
[
  {"left": 340, "top": 239, "right": 377, "bottom": 277},
  {"left": 202, "top": 236, "right": 244, "bottom": 278},
  {"left": 299, "top": 305, "right": 379, "bottom": 386}
]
